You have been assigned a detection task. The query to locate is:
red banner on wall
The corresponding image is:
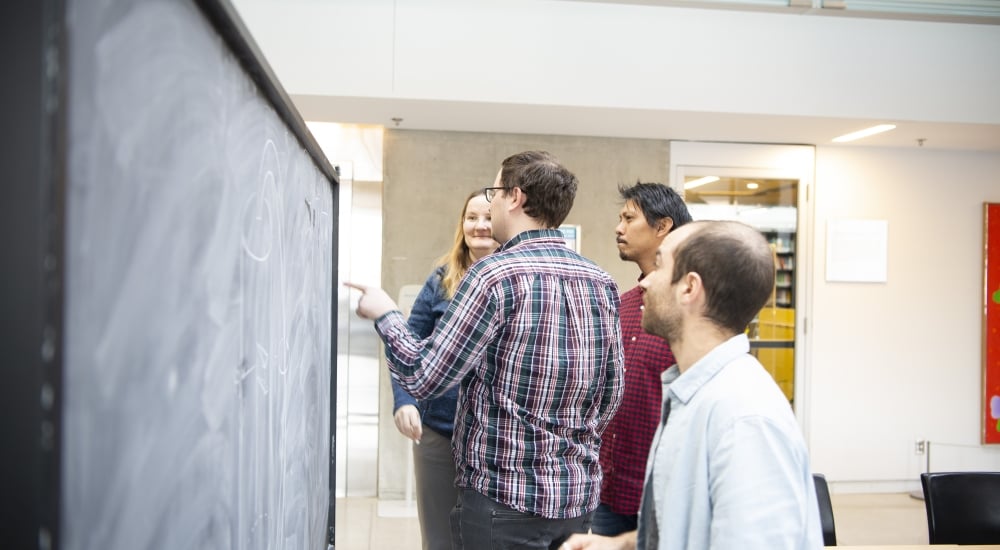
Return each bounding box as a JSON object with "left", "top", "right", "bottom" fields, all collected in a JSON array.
[{"left": 984, "top": 203, "right": 1000, "bottom": 444}]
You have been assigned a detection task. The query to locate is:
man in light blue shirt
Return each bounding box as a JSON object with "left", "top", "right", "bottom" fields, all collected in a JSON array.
[{"left": 564, "top": 220, "right": 823, "bottom": 550}]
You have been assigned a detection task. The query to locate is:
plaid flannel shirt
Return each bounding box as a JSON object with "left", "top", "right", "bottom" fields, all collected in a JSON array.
[{"left": 375, "top": 229, "right": 624, "bottom": 519}]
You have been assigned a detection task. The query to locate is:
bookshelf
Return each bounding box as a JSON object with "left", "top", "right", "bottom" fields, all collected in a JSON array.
[{"left": 765, "top": 230, "right": 795, "bottom": 308}]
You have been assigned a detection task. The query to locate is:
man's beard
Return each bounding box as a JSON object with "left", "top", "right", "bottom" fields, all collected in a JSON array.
[
  {"left": 618, "top": 246, "right": 634, "bottom": 262},
  {"left": 642, "top": 303, "right": 681, "bottom": 344}
]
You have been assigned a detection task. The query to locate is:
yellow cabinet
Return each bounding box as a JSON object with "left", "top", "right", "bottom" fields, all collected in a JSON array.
[{"left": 750, "top": 307, "right": 795, "bottom": 402}]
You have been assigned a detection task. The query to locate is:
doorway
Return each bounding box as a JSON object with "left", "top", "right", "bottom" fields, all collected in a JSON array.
[
  {"left": 308, "top": 122, "right": 386, "bottom": 499},
  {"left": 683, "top": 175, "right": 798, "bottom": 401},
  {"left": 668, "top": 142, "right": 814, "bottom": 424}
]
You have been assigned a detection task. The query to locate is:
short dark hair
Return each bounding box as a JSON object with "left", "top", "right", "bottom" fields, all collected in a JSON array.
[
  {"left": 618, "top": 181, "right": 692, "bottom": 231},
  {"left": 499, "top": 151, "right": 578, "bottom": 227},
  {"left": 671, "top": 221, "right": 775, "bottom": 333}
]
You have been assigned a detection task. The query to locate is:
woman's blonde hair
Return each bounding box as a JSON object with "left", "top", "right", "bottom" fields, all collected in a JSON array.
[{"left": 438, "top": 189, "right": 491, "bottom": 299}]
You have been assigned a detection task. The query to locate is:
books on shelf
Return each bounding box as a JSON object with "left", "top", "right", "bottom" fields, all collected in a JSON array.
[
  {"left": 775, "top": 288, "right": 793, "bottom": 306},
  {"left": 765, "top": 230, "right": 796, "bottom": 308}
]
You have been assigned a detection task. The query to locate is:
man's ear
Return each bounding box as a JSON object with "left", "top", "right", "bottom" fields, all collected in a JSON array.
[
  {"left": 655, "top": 218, "right": 674, "bottom": 239},
  {"left": 678, "top": 271, "right": 703, "bottom": 307},
  {"left": 509, "top": 186, "right": 527, "bottom": 209}
]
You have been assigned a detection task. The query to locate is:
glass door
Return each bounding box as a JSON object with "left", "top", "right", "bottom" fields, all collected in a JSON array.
[
  {"left": 668, "top": 141, "right": 815, "bottom": 420},
  {"left": 682, "top": 175, "right": 799, "bottom": 402}
]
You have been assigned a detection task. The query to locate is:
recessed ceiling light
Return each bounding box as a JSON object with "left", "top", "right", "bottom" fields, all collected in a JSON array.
[
  {"left": 832, "top": 124, "right": 897, "bottom": 143},
  {"left": 684, "top": 176, "right": 719, "bottom": 190}
]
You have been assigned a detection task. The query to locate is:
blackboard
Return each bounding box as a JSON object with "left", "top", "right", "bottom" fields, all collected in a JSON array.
[{"left": 54, "top": 0, "right": 338, "bottom": 549}]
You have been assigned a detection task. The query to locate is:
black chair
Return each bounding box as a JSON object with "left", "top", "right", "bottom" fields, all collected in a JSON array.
[
  {"left": 813, "top": 473, "right": 837, "bottom": 546},
  {"left": 920, "top": 471, "right": 1000, "bottom": 544}
]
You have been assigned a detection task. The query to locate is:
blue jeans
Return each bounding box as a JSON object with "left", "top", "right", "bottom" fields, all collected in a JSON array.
[
  {"left": 450, "top": 488, "right": 593, "bottom": 549},
  {"left": 590, "top": 503, "right": 638, "bottom": 536}
]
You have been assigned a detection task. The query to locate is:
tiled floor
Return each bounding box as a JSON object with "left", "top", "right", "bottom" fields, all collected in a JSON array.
[
  {"left": 828, "top": 492, "right": 928, "bottom": 546},
  {"left": 334, "top": 491, "right": 929, "bottom": 549}
]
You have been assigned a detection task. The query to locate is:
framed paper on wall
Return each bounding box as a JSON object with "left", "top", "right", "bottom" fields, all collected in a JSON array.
[
  {"left": 559, "top": 224, "right": 581, "bottom": 253},
  {"left": 984, "top": 203, "right": 1000, "bottom": 444}
]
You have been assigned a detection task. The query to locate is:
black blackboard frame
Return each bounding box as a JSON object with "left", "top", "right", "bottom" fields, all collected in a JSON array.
[
  {"left": 0, "top": 0, "right": 340, "bottom": 547},
  {"left": 1, "top": 2, "right": 68, "bottom": 549}
]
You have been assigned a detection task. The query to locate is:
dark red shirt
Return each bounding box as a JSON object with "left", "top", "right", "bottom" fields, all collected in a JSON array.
[{"left": 598, "top": 284, "right": 676, "bottom": 515}]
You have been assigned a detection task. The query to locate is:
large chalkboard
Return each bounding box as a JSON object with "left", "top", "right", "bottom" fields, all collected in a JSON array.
[{"left": 1, "top": 0, "right": 337, "bottom": 548}]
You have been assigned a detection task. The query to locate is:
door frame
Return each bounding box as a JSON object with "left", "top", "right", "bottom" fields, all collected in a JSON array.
[{"left": 668, "top": 141, "right": 816, "bottom": 440}]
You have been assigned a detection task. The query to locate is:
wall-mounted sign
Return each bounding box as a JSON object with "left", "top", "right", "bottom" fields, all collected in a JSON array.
[
  {"left": 559, "top": 224, "right": 581, "bottom": 253},
  {"left": 825, "top": 219, "right": 888, "bottom": 283}
]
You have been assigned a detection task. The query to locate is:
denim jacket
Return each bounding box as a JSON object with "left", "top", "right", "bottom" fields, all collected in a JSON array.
[{"left": 390, "top": 266, "right": 459, "bottom": 438}]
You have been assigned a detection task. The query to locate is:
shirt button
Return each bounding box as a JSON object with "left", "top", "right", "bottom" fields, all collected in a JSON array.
[
  {"left": 631, "top": 336, "right": 637, "bottom": 342},
  {"left": 639, "top": 305, "right": 644, "bottom": 311}
]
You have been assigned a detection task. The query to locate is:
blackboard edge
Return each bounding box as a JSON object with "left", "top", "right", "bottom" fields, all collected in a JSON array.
[{"left": 193, "top": 0, "right": 340, "bottom": 188}]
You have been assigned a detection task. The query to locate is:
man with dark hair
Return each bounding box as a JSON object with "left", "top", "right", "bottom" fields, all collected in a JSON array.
[
  {"left": 592, "top": 183, "right": 692, "bottom": 536},
  {"left": 348, "top": 150, "right": 624, "bottom": 549},
  {"left": 564, "top": 221, "right": 822, "bottom": 550}
]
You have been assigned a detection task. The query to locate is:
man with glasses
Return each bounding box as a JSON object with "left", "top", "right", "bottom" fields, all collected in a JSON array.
[{"left": 347, "top": 150, "right": 624, "bottom": 549}]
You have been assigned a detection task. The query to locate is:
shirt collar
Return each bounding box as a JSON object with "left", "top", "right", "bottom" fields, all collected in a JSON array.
[
  {"left": 665, "top": 333, "right": 750, "bottom": 405},
  {"left": 497, "top": 228, "right": 565, "bottom": 252}
]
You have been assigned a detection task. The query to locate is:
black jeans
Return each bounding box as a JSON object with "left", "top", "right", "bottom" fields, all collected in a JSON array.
[
  {"left": 449, "top": 488, "right": 593, "bottom": 550},
  {"left": 590, "top": 502, "right": 638, "bottom": 536}
]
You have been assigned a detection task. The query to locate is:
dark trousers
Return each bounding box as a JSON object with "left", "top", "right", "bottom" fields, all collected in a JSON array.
[
  {"left": 449, "top": 488, "right": 593, "bottom": 549},
  {"left": 590, "top": 502, "right": 638, "bottom": 536},
  {"left": 412, "top": 428, "right": 459, "bottom": 550}
]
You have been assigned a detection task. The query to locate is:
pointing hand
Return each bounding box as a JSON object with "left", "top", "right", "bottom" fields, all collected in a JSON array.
[{"left": 343, "top": 282, "right": 398, "bottom": 320}]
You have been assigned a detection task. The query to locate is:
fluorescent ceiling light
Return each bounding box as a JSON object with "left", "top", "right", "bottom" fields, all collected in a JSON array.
[
  {"left": 746, "top": 182, "right": 759, "bottom": 190},
  {"left": 684, "top": 176, "right": 720, "bottom": 190},
  {"left": 832, "top": 124, "right": 897, "bottom": 143}
]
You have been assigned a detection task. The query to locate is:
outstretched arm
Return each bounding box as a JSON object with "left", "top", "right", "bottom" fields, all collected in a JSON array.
[{"left": 344, "top": 281, "right": 398, "bottom": 320}]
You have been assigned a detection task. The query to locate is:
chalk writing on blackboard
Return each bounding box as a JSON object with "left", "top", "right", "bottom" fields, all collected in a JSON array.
[{"left": 60, "top": 1, "right": 334, "bottom": 548}]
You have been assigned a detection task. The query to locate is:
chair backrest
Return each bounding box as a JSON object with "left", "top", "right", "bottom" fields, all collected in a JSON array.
[
  {"left": 921, "top": 471, "right": 1000, "bottom": 544},
  {"left": 813, "top": 473, "right": 837, "bottom": 546}
]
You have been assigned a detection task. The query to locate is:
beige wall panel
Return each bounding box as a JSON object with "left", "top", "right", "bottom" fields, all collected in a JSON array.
[{"left": 383, "top": 129, "right": 671, "bottom": 296}]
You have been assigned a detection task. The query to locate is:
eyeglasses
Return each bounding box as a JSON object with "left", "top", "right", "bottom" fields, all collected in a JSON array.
[{"left": 483, "top": 187, "right": 506, "bottom": 202}]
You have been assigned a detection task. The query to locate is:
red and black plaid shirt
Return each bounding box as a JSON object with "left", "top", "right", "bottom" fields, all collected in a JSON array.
[{"left": 598, "top": 284, "right": 676, "bottom": 515}]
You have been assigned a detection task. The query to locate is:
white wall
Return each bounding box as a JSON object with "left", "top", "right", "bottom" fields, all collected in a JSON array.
[
  {"left": 235, "top": 0, "right": 1000, "bottom": 125},
  {"left": 809, "top": 146, "right": 1000, "bottom": 491}
]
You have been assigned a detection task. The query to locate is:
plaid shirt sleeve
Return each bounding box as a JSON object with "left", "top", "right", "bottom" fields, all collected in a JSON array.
[{"left": 374, "top": 262, "right": 499, "bottom": 401}]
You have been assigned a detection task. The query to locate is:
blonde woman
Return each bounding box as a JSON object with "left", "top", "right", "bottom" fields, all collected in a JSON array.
[{"left": 390, "top": 190, "right": 498, "bottom": 550}]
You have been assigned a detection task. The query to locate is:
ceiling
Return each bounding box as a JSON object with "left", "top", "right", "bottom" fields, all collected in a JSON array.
[
  {"left": 567, "top": 0, "right": 1000, "bottom": 26},
  {"left": 294, "top": 94, "right": 1000, "bottom": 153},
  {"left": 288, "top": 1, "right": 1000, "bottom": 153}
]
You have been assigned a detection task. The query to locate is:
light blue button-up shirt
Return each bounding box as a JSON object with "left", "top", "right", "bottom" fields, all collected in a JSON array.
[{"left": 640, "top": 334, "right": 824, "bottom": 549}]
